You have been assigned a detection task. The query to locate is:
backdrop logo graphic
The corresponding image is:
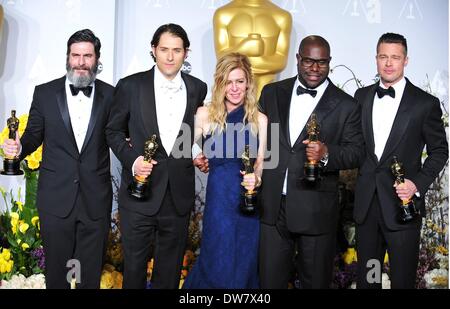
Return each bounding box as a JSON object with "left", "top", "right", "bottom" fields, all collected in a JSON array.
[
  {"left": 342, "top": 0, "right": 381, "bottom": 24},
  {"left": 29, "top": 55, "right": 48, "bottom": 83},
  {"left": 63, "top": 0, "right": 82, "bottom": 24},
  {"left": 125, "top": 55, "right": 143, "bottom": 77},
  {"left": 5, "top": 0, "right": 24, "bottom": 5},
  {"left": 146, "top": 0, "right": 170, "bottom": 8},
  {"left": 398, "top": 0, "right": 423, "bottom": 20},
  {"left": 200, "top": 0, "right": 225, "bottom": 10},
  {"left": 281, "top": 0, "right": 306, "bottom": 15},
  {"left": 182, "top": 61, "right": 192, "bottom": 74},
  {"left": 430, "top": 70, "right": 449, "bottom": 110}
]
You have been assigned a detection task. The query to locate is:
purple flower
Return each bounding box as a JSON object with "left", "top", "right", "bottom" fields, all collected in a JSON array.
[{"left": 31, "top": 247, "right": 46, "bottom": 271}]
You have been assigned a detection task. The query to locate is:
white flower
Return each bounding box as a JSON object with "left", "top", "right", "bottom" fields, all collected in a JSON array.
[
  {"left": 381, "top": 272, "right": 391, "bottom": 289},
  {"left": 424, "top": 268, "right": 448, "bottom": 289},
  {"left": 0, "top": 274, "right": 46, "bottom": 289},
  {"left": 436, "top": 253, "right": 449, "bottom": 270}
]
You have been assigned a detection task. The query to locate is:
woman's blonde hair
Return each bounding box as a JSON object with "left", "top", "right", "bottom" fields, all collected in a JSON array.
[{"left": 208, "top": 52, "right": 259, "bottom": 135}]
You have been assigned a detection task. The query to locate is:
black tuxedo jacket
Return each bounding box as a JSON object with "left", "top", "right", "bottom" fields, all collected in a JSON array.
[
  {"left": 259, "top": 77, "right": 364, "bottom": 234},
  {"left": 106, "top": 67, "right": 207, "bottom": 216},
  {"left": 354, "top": 78, "right": 448, "bottom": 230},
  {"left": 20, "top": 76, "right": 114, "bottom": 219}
]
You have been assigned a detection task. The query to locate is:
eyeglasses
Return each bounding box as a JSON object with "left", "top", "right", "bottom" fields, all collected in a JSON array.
[{"left": 299, "top": 56, "right": 331, "bottom": 68}]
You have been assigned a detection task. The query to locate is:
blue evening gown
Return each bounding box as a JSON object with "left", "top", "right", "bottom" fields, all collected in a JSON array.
[{"left": 183, "top": 104, "right": 259, "bottom": 289}]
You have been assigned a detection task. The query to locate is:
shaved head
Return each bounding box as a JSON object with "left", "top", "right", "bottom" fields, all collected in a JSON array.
[{"left": 299, "top": 35, "right": 331, "bottom": 56}]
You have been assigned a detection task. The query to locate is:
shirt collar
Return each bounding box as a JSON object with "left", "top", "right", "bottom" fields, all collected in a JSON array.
[
  {"left": 154, "top": 65, "right": 183, "bottom": 91},
  {"left": 65, "top": 76, "right": 95, "bottom": 95},
  {"left": 295, "top": 77, "right": 329, "bottom": 96},
  {"left": 379, "top": 76, "right": 406, "bottom": 93}
]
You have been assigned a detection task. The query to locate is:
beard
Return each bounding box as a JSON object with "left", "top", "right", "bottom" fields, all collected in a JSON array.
[{"left": 66, "top": 60, "right": 98, "bottom": 88}]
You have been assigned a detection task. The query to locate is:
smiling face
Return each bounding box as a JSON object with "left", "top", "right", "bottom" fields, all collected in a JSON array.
[
  {"left": 66, "top": 41, "right": 98, "bottom": 87},
  {"left": 152, "top": 32, "right": 187, "bottom": 80},
  {"left": 376, "top": 42, "right": 408, "bottom": 87},
  {"left": 296, "top": 42, "right": 331, "bottom": 89},
  {"left": 224, "top": 68, "right": 247, "bottom": 112}
]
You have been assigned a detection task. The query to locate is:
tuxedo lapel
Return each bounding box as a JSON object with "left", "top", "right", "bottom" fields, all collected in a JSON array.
[
  {"left": 362, "top": 84, "right": 378, "bottom": 163},
  {"left": 378, "top": 80, "right": 415, "bottom": 165},
  {"left": 277, "top": 77, "right": 296, "bottom": 148},
  {"left": 80, "top": 82, "right": 104, "bottom": 154},
  {"left": 293, "top": 80, "right": 339, "bottom": 148},
  {"left": 181, "top": 73, "right": 197, "bottom": 124},
  {"left": 55, "top": 78, "right": 78, "bottom": 154},
  {"left": 139, "top": 69, "right": 167, "bottom": 156}
]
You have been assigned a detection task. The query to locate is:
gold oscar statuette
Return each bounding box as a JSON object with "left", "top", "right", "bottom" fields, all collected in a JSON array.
[
  {"left": 391, "top": 156, "right": 420, "bottom": 223},
  {"left": 1, "top": 110, "right": 24, "bottom": 176},
  {"left": 240, "top": 145, "right": 258, "bottom": 215},
  {"left": 129, "top": 134, "right": 158, "bottom": 199},
  {"left": 303, "top": 113, "right": 321, "bottom": 184},
  {"left": 213, "top": 0, "right": 292, "bottom": 98}
]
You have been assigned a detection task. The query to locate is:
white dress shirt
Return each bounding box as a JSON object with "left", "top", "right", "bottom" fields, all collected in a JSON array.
[
  {"left": 282, "top": 78, "right": 329, "bottom": 195},
  {"left": 132, "top": 67, "right": 187, "bottom": 175},
  {"left": 154, "top": 66, "right": 187, "bottom": 154},
  {"left": 372, "top": 77, "right": 406, "bottom": 161},
  {"left": 65, "top": 78, "right": 95, "bottom": 152}
]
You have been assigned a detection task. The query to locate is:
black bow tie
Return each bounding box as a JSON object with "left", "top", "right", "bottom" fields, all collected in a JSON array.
[
  {"left": 376, "top": 86, "right": 395, "bottom": 99},
  {"left": 296, "top": 85, "right": 317, "bottom": 98},
  {"left": 69, "top": 84, "right": 93, "bottom": 97}
]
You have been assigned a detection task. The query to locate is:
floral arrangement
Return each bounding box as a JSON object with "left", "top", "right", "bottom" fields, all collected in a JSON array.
[
  {"left": 101, "top": 210, "right": 124, "bottom": 289},
  {"left": 0, "top": 187, "right": 44, "bottom": 285},
  {"left": 0, "top": 113, "right": 43, "bottom": 170}
]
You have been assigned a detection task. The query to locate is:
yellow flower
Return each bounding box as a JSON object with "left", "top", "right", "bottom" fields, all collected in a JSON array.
[
  {"left": 27, "top": 158, "right": 39, "bottom": 169},
  {"left": 16, "top": 201, "right": 24, "bottom": 212},
  {"left": 21, "top": 243, "right": 30, "bottom": 250},
  {"left": 384, "top": 252, "right": 389, "bottom": 264},
  {"left": 11, "top": 214, "right": 20, "bottom": 234},
  {"left": 1, "top": 248, "right": 11, "bottom": 261},
  {"left": 179, "top": 278, "right": 185, "bottom": 289},
  {"left": 25, "top": 145, "right": 43, "bottom": 169},
  {"left": 100, "top": 270, "right": 113, "bottom": 289},
  {"left": 0, "top": 261, "right": 6, "bottom": 274},
  {"left": 111, "top": 271, "right": 123, "bottom": 289},
  {"left": 6, "top": 260, "right": 13, "bottom": 273},
  {"left": 19, "top": 222, "right": 29, "bottom": 234},
  {"left": 10, "top": 212, "right": 19, "bottom": 221},
  {"left": 342, "top": 248, "right": 357, "bottom": 264},
  {"left": 31, "top": 216, "right": 40, "bottom": 227},
  {"left": 17, "top": 114, "right": 28, "bottom": 137},
  {"left": 0, "top": 126, "right": 9, "bottom": 146},
  {"left": 437, "top": 246, "right": 448, "bottom": 255}
]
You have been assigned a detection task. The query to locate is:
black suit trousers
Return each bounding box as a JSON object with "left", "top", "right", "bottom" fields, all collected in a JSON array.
[
  {"left": 259, "top": 196, "right": 337, "bottom": 289},
  {"left": 120, "top": 185, "right": 190, "bottom": 289},
  {"left": 39, "top": 192, "right": 110, "bottom": 289},
  {"left": 356, "top": 193, "right": 421, "bottom": 289}
]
